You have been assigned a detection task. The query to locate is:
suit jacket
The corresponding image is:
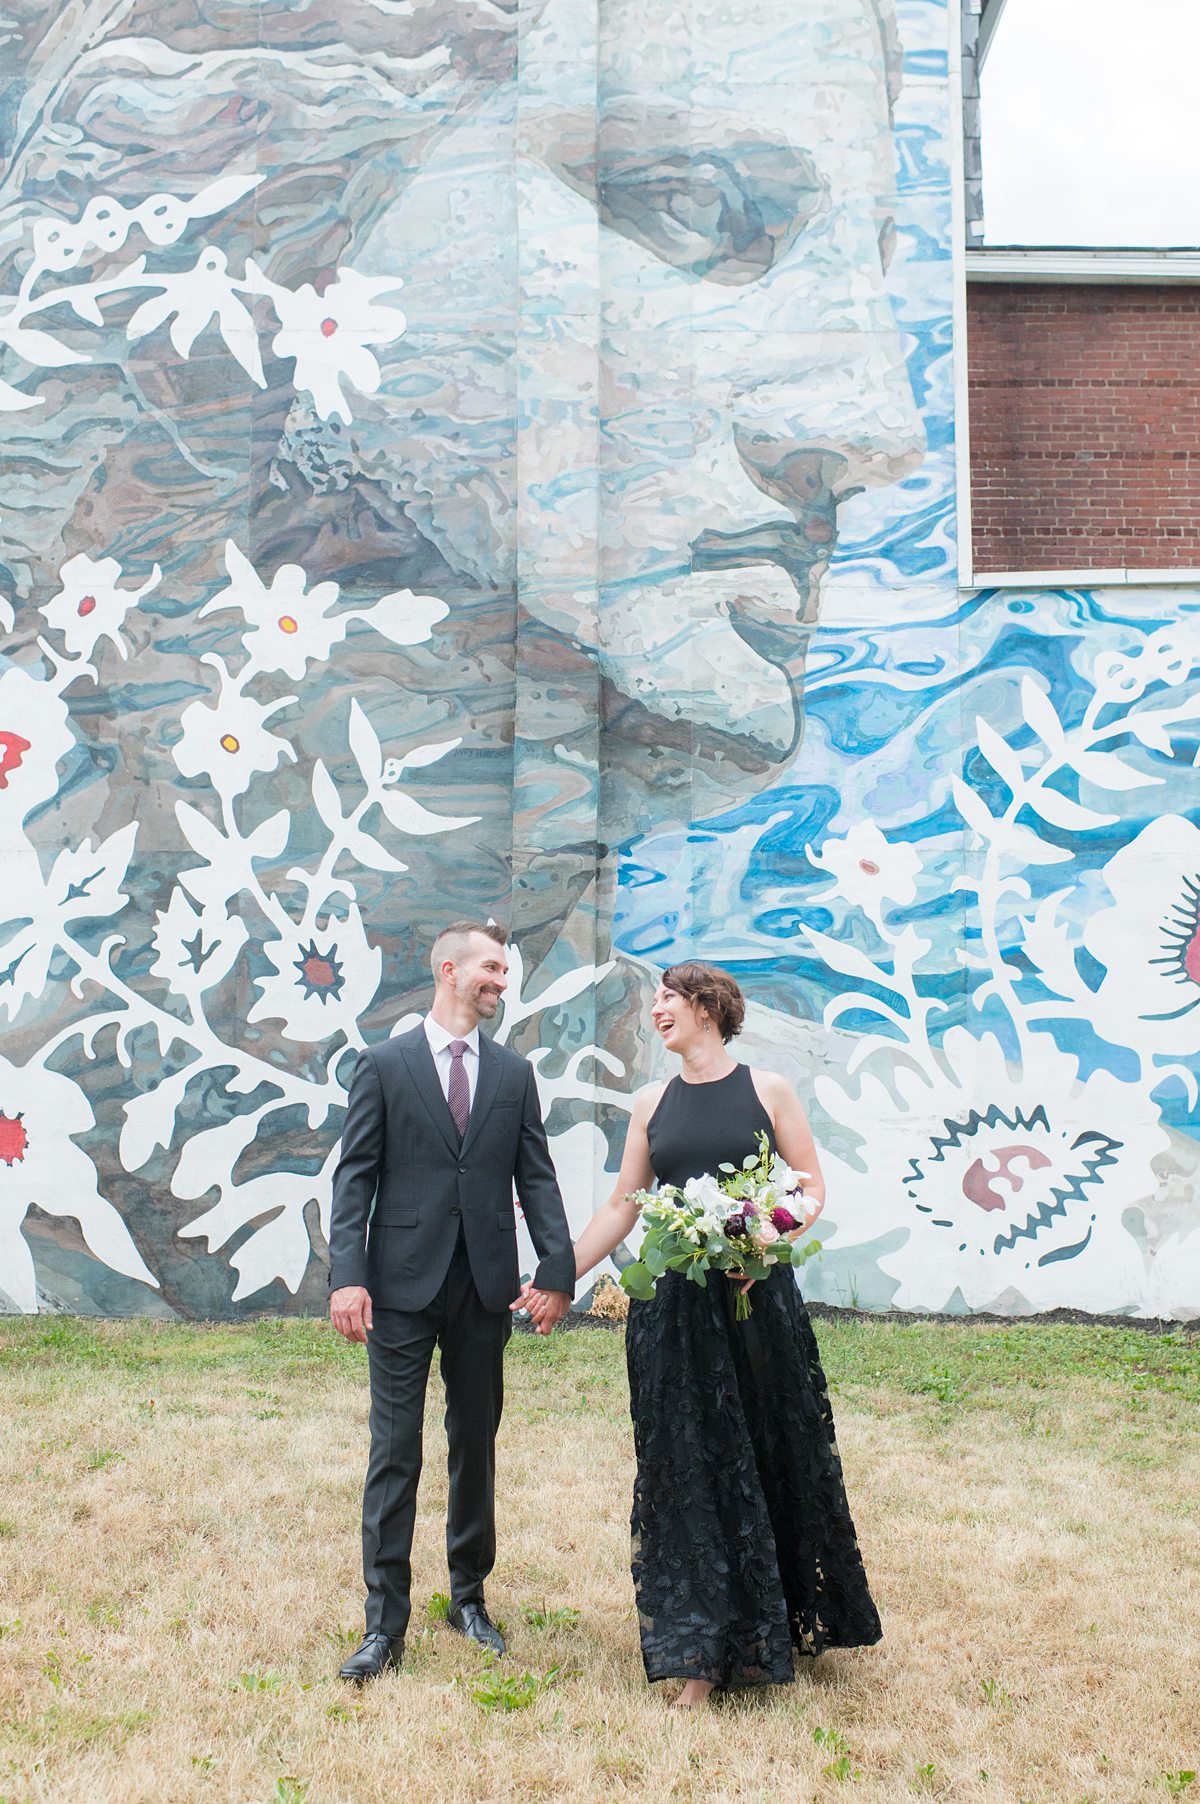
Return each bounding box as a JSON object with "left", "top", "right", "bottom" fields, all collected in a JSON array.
[{"left": 327, "top": 1024, "right": 576, "bottom": 1313}]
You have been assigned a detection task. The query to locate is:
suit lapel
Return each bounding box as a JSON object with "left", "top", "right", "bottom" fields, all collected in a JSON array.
[
  {"left": 460, "top": 1033, "right": 503, "bottom": 1158},
  {"left": 400, "top": 1029, "right": 460, "bottom": 1157}
]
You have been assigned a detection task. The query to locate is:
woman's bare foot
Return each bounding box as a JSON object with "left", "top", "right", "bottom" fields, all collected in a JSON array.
[{"left": 671, "top": 1679, "right": 716, "bottom": 1709}]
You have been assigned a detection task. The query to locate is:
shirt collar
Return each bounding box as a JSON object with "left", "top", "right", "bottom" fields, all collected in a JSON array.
[{"left": 424, "top": 1014, "right": 480, "bottom": 1057}]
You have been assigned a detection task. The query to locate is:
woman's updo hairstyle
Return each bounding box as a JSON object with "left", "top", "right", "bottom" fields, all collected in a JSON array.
[{"left": 660, "top": 962, "right": 746, "bottom": 1044}]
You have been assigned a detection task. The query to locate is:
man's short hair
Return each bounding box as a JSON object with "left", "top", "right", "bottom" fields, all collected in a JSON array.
[{"left": 430, "top": 920, "right": 508, "bottom": 982}]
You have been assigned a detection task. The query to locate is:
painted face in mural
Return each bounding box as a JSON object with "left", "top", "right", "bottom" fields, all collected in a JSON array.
[{"left": 379, "top": 0, "right": 924, "bottom": 841}]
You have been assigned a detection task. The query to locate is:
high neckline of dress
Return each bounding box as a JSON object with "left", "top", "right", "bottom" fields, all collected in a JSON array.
[{"left": 675, "top": 1063, "right": 741, "bottom": 1089}]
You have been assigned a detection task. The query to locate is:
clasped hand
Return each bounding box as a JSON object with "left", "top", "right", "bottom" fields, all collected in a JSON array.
[{"left": 510, "top": 1280, "right": 571, "bottom": 1334}]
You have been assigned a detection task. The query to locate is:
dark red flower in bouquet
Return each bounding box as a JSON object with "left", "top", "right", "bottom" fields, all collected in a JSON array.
[
  {"left": 723, "top": 1211, "right": 748, "bottom": 1239},
  {"left": 770, "top": 1205, "right": 798, "bottom": 1233}
]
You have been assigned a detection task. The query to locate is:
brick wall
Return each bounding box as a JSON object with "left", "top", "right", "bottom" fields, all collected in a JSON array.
[{"left": 967, "top": 283, "right": 1200, "bottom": 573}]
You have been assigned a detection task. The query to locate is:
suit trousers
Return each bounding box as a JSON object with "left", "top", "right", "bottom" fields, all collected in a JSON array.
[{"left": 362, "top": 1227, "right": 511, "bottom": 1637}]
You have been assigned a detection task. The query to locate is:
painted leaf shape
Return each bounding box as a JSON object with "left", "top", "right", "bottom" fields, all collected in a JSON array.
[
  {"left": 391, "top": 738, "right": 462, "bottom": 772},
  {"left": 375, "top": 789, "right": 478, "bottom": 837},
  {"left": 126, "top": 291, "right": 174, "bottom": 342},
  {"left": 1071, "top": 748, "right": 1161, "bottom": 792},
  {"left": 800, "top": 924, "right": 897, "bottom": 992},
  {"left": 951, "top": 777, "right": 998, "bottom": 842},
  {"left": 310, "top": 760, "right": 343, "bottom": 835},
  {"left": 175, "top": 798, "right": 226, "bottom": 864},
  {"left": 1023, "top": 783, "right": 1117, "bottom": 833},
  {"left": 119, "top": 1067, "right": 195, "bottom": 1171},
  {"left": 975, "top": 717, "right": 1025, "bottom": 797},
  {"left": 8, "top": 326, "right": 88, "bottom": 368},
  {"left": 1020, "top": 676, "right": 1065, "bottom": 751},
  {"left": 341, "top": 822, "right": 409, "bottom": 874},
  {"left": 1006, "top": 823, "right": 1075, "bottom": 865},
  {"left": 189, "top": 172, "right": 263, "bottom": 219},
  {"left": 347, "top": 698, "right": 382, "bottom": 788},
  {"left": 1125, "top": 698, "right": 1200, "bottom": 753},
  {"left": 247, "top": 809, "right": 291, "bottom": 862},
  {"left": 368, "top": 591, "right": 449, "bottom": 646}
]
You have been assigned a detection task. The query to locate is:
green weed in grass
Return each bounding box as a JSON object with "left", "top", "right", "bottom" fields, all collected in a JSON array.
[
  {"left": 523, "top": 1601, "right": 581, "bottom": 1630},
  {"left": 427, "top": 1592, "right": 450, "bottom": 1623},
  {"left": 233, "top": 1671, "right": 287, "bottom": 1693},
  {"left": 459, "top": 1663, "right": 564, "bottom": 1713}
]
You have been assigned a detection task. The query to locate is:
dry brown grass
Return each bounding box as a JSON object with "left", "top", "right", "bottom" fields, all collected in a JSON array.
[{"left": 0, "top": 1315, "right": 1197, "bottom": 1804}]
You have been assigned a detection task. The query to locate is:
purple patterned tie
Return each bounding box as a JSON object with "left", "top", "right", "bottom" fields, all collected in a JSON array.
[{"left": 447, "top": 1039, "right": 471, "bottom": 1140}]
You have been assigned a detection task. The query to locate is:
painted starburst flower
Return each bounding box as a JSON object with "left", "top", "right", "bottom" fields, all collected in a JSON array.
[
  {"left": 814, "top": 1027, "right": 1168, "bottom": 1315},
  {"left": 172, "top": 655, "right": 296, "bottom": 804},
  {"left": 248, "top": 904, "right": 380, "bottom": 1043},
  {"left": 247, "top": 263, "right": 406, "bottom": 423},
  {"left": 1082, "top": 815, "right": 1200, "bottom": 1060},
  {"left": 293, "top": 939, "right": 344, "bottom": 1004},
  {"left": 808, "top": 819, "right": 922, "bottom": 920},
  {"left": 0, "top": 1051, "right": 158, "bottom": 1313}
]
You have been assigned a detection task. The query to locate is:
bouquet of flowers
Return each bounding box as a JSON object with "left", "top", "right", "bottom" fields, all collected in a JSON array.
[{"left": 619, "top": 1132, "right": 822, "bottom": 1320}]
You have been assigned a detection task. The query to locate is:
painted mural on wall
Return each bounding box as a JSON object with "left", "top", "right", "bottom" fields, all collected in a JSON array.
[{"left": 0, "top": 0, "right": 1197, "bottom": 1320}]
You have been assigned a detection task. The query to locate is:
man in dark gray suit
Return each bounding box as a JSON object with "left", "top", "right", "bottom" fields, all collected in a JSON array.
[{"left": 328, "top": 921, "right": 575, "bottom": 1683}]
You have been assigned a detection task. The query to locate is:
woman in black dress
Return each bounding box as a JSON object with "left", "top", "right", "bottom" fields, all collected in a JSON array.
[{"left": 532, "top": 961, "right": 881, "bottom": 1706}]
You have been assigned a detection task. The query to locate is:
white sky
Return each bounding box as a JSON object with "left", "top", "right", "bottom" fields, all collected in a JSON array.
[{"left": 981, "top": 0, "right": 1200, "bottom": 246}]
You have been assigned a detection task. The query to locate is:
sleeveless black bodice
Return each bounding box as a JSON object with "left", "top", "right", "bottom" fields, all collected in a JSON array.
[
  {"left": 647, "top": 1064, "right": 773, "bottom": 1189},
  {"left": 625, "top": 1061, "right": 882, "bottom": 1688}
]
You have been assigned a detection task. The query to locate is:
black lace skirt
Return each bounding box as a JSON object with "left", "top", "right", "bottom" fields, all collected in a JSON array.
[{"left": 626, "top": 1265, "right": 882, "bottom": 1687}]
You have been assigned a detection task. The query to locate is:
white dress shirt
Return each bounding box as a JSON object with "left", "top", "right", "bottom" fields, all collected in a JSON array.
[{"left": 423, "top": 1014, "right": 480, "bottom": 1108}]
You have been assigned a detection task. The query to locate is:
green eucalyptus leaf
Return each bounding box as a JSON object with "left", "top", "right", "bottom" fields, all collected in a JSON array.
[{"left": 619, "top": 1262, "right": 655, "bottom": 1300}]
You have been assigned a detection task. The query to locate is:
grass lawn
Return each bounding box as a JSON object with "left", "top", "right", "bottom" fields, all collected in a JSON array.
[{"left": 0, "top": 1313, "right": 1198, "bottom": 1803}]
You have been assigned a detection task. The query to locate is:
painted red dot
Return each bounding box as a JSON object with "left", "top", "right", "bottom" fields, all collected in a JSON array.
[
  {"left": 320, "top": 318, "right": 338, "bottom": 338},
  {"left": 77, "top": 595, "right": 97, "bottom": 617},
  {"left": 858, "top": 859, "right": 881, "bottom": 876},
  {"left": 0, "top": 1112, "right": 28, "bottom": 1165}
]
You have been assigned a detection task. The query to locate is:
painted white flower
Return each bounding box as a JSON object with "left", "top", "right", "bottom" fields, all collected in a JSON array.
[
  {"left": 808, "top": 819, "right": 921, "bottom": 920},
  {"left": 150, "top": 887, "right": 248, "bottom": 1011},
  {"left": 814, "top": 1026, "right": 1168, "bottom": 1315},
  {"left": 39, "top": 553, "right": 161, "bottom": 662},
  {"left": 199, "top": 542, "right": 450, "bottom": 677},
  {"left": 1081, "top": 815, "right": 1200, "bottom": 1061},
  {"left": 172, "top": 655, "right": 296, "bottom": 804},
  {"left": 0, "top": 662, "right": 75, "bottom": 836},
  {"left": 249, "top": 264, "right": 406, "bottom": 423},
  {"left": 248, "top": 902, "right": 381, "bottom": 1043},
  {"left": 0, "top": 1051, "right": 158, "bottom": 1312},
  {"left": 199, "top": 542, "right": 344, "bottom": 678},
  {"left": 126, "top": 246, "right": 266, "bottom": 385}
]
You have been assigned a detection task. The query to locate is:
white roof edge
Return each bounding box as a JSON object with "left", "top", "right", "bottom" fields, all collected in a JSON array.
[
  {"left": 977, "top": 0, "right": 1011, "bottom": 69},
  {"left": 963, "top": 568, "right": 1200, "bottom": 590},
  {"left": 967, "top": 248, "right": 1200, "bottom": 284}
]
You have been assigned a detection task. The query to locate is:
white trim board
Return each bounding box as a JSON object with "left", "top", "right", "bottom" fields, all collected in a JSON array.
[
  {"left": 970, "top": 568, "right": 1200, "bottom": 590},
  {"left": 967, "top": 248, "right": 1200, "bottom": 283}
]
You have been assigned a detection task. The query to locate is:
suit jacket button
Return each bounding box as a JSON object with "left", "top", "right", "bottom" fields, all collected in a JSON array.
[{"left": 458, "top": 1164, "right": 467, "bottom": 1174}]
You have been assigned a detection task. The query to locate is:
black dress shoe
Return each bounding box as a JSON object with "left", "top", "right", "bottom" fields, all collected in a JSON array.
[
  {"left": 338, "top": 1632, "right": 404, "bottom": 1684},
  {"left": 447, "top": 1600, "right": 505, "bottom": 1657}
]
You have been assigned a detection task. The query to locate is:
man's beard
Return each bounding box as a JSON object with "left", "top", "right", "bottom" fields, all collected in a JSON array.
[{"left": 470, "top": 983, "right": 502, "bottom": 1018}]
